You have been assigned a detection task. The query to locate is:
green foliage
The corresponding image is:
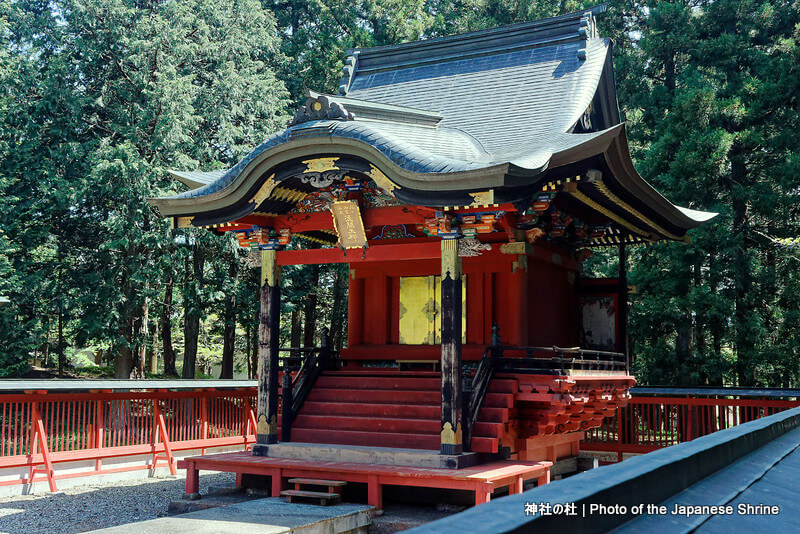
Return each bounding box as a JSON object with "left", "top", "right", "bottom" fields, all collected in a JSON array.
[
  {"left": 613, "top": 0, "right": 800, "bottom": 386},
  {"left": 2, "top": 0, "right": 800, "bottom": 388},
  {"left": 0, "top": 0, "right": 287, "bottom": 376}
]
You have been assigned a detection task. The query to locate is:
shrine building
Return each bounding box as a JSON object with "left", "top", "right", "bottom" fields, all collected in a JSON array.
[{"left": 150, "top": 6, "right": 715, "bottom": 506}]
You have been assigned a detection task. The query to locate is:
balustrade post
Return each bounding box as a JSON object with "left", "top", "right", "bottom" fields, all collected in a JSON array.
[
  {"left": 94, "top": 397, "right": 104, "bottom": 472},
  {"left": 282, "top": 370, "right": 293, "bottom": 443},
  {"left": 490, "top": 324, "right": 501, "bottom": 363},
  {"left": 319, "top": 327, "right": 331, "bottom": 371},
  {"left": 616, "top": 408, "right": 624, "bottom": 463},
  {"left": 201, "top": 396, "right": 209, "bottom": 455},
  {"left": 461, "top": 374, "right": 474, "bottom": 452}
]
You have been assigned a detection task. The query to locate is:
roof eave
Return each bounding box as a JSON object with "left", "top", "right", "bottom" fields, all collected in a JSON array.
[
  {"left": 545, "top": 123, "right": 716, "bottom": 231},
  {"left": 147, "top": 135, "right": 512, "bottom": 217},
  {"left": 603, "top": 125, "right": 717, "bottom": 229}
]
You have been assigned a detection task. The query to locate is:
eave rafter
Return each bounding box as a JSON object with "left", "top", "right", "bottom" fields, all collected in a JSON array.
[{"left": 539, "top": 170, "right": 689, "bottom": 245}]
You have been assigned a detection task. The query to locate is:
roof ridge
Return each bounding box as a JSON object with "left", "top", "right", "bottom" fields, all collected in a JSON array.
[
  {"left": 339, "top": 4, "right": 606, "bottom": 93},
  {"left": 306, "top": 90, "right": 442, "bottom": 126}
]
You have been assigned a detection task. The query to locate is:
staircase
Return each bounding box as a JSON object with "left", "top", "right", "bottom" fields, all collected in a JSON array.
[{"left": 290, "top": 370, "right": 517, "bottom": 454}]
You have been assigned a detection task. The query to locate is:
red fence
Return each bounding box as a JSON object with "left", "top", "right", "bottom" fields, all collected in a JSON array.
[
  {"left": 5, "top": 382, "right": 799, "bottom": 491},
  {"left": 582, "top": 389, "right": 800, "bottom": 461},
  {"left": 0, "top": 387, "right": 257, "bottom": 491}
]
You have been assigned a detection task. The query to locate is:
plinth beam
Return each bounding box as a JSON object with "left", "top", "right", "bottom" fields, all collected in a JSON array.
[
  {"left": 254, "top": 249, "right": 281, "bottom": 451},
  {"left": 440, "top": 238, "right": 463, "bottom": 455}
]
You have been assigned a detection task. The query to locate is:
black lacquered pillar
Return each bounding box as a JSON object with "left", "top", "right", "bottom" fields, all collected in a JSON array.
[
  {"left": 253, "top": 249, "right": 281, "bottom": 453},
  {"left": 440, "top": 238, "right": 463, "bottom": 455}
]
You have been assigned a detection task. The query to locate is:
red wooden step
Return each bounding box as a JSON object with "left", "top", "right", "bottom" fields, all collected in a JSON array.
[
  {"left": 291, "top": 428, "right": 440, "bottom": 450},
  {"left": 307, "top": 389, "right": 439, "bottom": 405},
  {"left": 470, "top": 437, "right": 499, "bottom": 453},
  {"left": 293, "top": 415, "right": 440, "bottom": 434},
  {"left": 472, "top": 422, "right": 504, "bottom": 438},
  {"left": 301, "top": 401, "right": 441, "bottom": 420},
  {"left": 488, "top": 379, "right": 518, "bottom": 394},
  {"left": 325, "top": 370, "right": 440, "bottom": 377},
  {"left": 482, "top": 393, "right": 515, "bottom": 408},
  {"left": 315, "top": 375, "right": 441, "bottom": 391},
  {"left": 475, "top": 407, "right": 510, "bottom": 423}
]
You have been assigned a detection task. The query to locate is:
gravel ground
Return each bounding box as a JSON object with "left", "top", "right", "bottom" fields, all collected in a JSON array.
[{"left": 0, "top": 472, "right": 236, "bottom": 534}]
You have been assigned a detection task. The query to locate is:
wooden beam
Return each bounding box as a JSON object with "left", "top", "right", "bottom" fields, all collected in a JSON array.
[
  {"left": 276, "top": 241, "right": 442, "bottom": 265},
  {"left": 254, "top": 249, "right": 281, "bottom": 452},
  {"left": 248, "top": 206, "right": 433, "bottom": 234}
]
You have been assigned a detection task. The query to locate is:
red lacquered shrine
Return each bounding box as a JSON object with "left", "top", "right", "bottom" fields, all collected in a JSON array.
[{"left": 151, "top": 6, "right": 715, "bottom": 504}]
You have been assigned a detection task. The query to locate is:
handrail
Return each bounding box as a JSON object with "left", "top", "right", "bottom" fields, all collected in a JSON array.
[
  {"left": 495, "top": 344, "right": 628, "bottom": 374},
  {"left": 582, "top": 392, "right": 800, "bottom": 461},
  {"left": 461, "top": 327, "right": 629, "bottom": 451},
  {"left": 0, "top": 380, "right": 257, "bottom": 392},
  {"left": 462, "top": 325, "right": 502, "bottom": 452},
  {"left": 280, "top": 328, "right": 336, "bottom": 442},
  {"left": 631, "top": 386, "right": 800, "bottom": 398}
]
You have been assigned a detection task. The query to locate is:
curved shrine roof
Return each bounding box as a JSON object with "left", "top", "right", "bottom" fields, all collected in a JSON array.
[{"left": 149, "top": 6, "right": 716, "bottom": 240}]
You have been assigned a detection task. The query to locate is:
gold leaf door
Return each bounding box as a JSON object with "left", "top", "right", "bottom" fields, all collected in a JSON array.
[{"left": 399, "top": 276, "right": 466, "bottom": 345}]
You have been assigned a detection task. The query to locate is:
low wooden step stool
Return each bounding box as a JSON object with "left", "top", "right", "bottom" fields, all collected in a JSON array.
[{"left": 281, "top": 478, "right": 347, "bottom": 506}]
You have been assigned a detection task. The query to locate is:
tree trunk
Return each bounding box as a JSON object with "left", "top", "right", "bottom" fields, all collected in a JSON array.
[
  {"left": 147, "top": 321, "right": 158, "bottom": 374},
  {"left": 290, "top": 309, "right": 302, "bottom": 348},
  {"left": 245, "top": 323, "right": 252, "bottom": 378},
  {"left": 731, "top": 142, "right": 755, "bottom": 387},
  {"left": 675, "top": 321, "right": 692, "bottom": 385},
  {"left": 220, "top": 261, "right": 239, "bottom": 379},
  {"left": 161, "top": 276, "right": 178, "bottom": 377},
  {"left": 130, "top": 297, "right": 148, "bottom": 379},
  {"left": 303, "top": 265, "right": 319, "bottom": 348},
  {"left": 57, "top": 301, "right": 65, "bottom": 376},
  {"left": 329, "top": 266, "right": 347, "bottom": 350},
  {"left": 56, "top": 241, "right": 66, "bottom": 376},
  {"left": 115, "top": 316, "right": 134, "bottom": 378},
  {"left": 182, "top": 244, "right": 205, "bottom": 379},
  {"left": 707, "top": 251, "right": 724, "bottom": 385}
]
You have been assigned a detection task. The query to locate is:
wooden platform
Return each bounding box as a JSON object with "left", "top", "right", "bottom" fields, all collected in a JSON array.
[{"left": 177, "top": 451, "right": 551, "bottom": 508}]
